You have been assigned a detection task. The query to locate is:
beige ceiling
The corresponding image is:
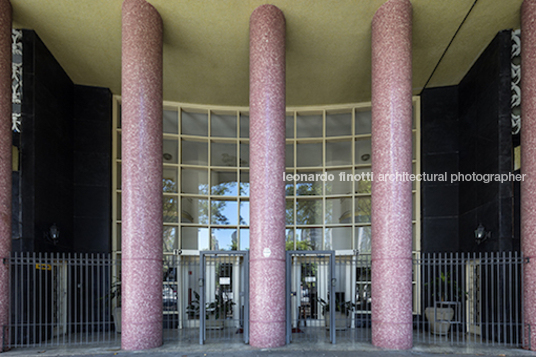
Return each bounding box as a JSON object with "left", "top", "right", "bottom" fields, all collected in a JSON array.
[{"left": 11, "top": 0, "right": 523, "bottom": 107}]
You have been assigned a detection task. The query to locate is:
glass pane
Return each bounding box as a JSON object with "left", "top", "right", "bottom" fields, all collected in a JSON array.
[
  {"left": 182, "top": 110, "right": 208, "bottom": 136},
  {"left": 118, "top": 104, "right": 122, "bottom": 128},
  {"left": 211, "top": 170, "right": 238, "bottom": 196},
  {"left": 117, "top": 192, "right": 121, "bottom": 221},
  {"left": 181, "top": 168, "right": 208, "bottom": 195},
  {"left": 181, "top": 197, "right": 208, "bottom": 224},
  {"left": 286, "top": 199, "right": 294, "bottom": 225},
  {"left": 326, "top": 112, "right": 352, "bottom": 136},
  {"left": 326, "top": 140, "right": 351, "bottom": 166},
  {"left": 240, "top": 143, "right": 249, "bottom": 167},
  {"left": 163, "top": 168, "right": 178, "bottom": 193},
  {"left": 211, "top": 200, "right": 238, "bottom": 225},
  {"left": 325, "top": 169, "right": 351, "bottom": 195},
  {"left": 211, "top": 141, "right": 237, "bottom": 167},
  {"left": 239, "top": 171, "right": 249, "bottom": 196},
  {"left": 117, "top": 163, "right": 122, "bottom": 190},
  {"left": 240, "top": 229, "right": 250, "bottom": 250},
  {"left": 413, "top": 132, "right": 417, "bottom": 160},
  {"left": 240, "top": 114, "right": 249, "bottom": 138},
  {"left": 163, "top": 110, "right": 179, "bottom": 134},
  {"left": 284, "top": 171, "right": 294, "bottom": 196},
  {"left": 296, "top": 199, "right": 322, "bottom": 225},
  {"left": 163, "top": 226, "right": 178, "bottom": 253},
  {"left": 355, "top": 110, "right": 372, "bottom": 135},
  {"left": 354, "top": 167, "right": 372, "bottom": 193},
  {"left": 286, "top": 143, "right": 294, "bottom": 167},
  {"left": 354, "top": 197, "right": 371, "bottom": 223},
  {"left": 286, "top": 115, "right": 294, "bottom": 138},
  {"left": 296, "top": 170, "right": 322, "bottom": 196},
  {"left": 296, "top": 227, "right": 322, "bottom": 250},
  {"left": 297, "top": 142, "right": 322, "bottom": 167},
  {"left": 163, "top": 139, "right": 178, "bottom": 164},
  {"left": 285, "top": 229, "right": 295, "bottom": 250},
  {"left": 211, "top": 113, "right": 237, "bottom": 138},
  {"left": 163, "top": 196, "right": 178, "bottom": 223},
  {"left": 355, "top": 137, "right": 372, "bottom": 165},
  {"left": 326, "top": 197, "right": 347, "bottom": 224},
  {"left": 355, "top": 226, "right": 371, "bottom": 253},
  {"left": 240, "top": 201, "right": 249, "bottom": 225},
  {"left": 211, "top": 228, "right": 238, "bottom": 251},
  {"left": 181, "top": 227, "right": 210, "bottom": 250},
  {"left": 182, "top": 139, "right": 208, "bottom": 165},
  {"left": 325, "top": 227, "right": 352, "bottom": 250},
  {"left": 297, "top": 114, "right": 322, "bottom": 138}
]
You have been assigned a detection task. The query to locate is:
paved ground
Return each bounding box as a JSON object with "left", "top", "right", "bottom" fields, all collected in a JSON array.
[{"left": 4, "top": 342, "right": 536, "bottom": 357}]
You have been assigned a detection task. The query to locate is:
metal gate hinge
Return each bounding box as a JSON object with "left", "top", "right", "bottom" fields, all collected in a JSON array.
[{"left": 525, "top": 257, "right": 530, "bottom": 264}]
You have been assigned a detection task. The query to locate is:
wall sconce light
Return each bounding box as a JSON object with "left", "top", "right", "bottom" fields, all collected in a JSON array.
[
  {"left": 474, "top": 223, "right": 490, "bottom": 245},
  {"left": 44, "top": 223, "right": 59, "bottom": 246}
]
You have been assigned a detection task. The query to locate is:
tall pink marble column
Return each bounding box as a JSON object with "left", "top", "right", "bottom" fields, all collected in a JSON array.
[
  {"left": 370, "top": 0, "right": 413, "bottom": 350},
  {"left": 522, "top": 0, "right": 536, "bottom": 349},
  {"left": 0, "top": 0, "right": 11, "bottom": 350},
  {"left": 249, "top": 4, "right": 286, "bottom": 348},
  {"left": 121, "top": 0, "right": 163, "bottom": 350}
]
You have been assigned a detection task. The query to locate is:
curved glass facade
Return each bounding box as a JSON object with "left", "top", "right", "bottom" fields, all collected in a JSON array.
[{"left": 112, "top": 99, "right": 420, "bottom": 254}]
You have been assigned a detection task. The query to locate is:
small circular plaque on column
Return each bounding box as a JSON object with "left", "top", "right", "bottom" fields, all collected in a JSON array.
[{"left": 263, "top": 247, "right": 271, "bottom": 258}]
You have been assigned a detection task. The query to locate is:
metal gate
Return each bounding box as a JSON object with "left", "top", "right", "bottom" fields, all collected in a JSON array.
[
  {"left": 286, "top": 251, "right": 336, "bottom": 344},
  {"left": 199, "top": 251, "right": 249, "bottom": 345}
]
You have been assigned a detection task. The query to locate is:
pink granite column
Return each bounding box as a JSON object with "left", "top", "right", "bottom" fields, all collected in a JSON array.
[
  {"left": 0, "top": 0, "right": 11, "bottom": 350},
  {"left": 121, "top": 0, "right": 163, "bottom": 350},
  {"left": 370, "top": 0, "right": 413, "bottom": 350},
  {"left": 522, "top": 0, "right": 536, "bottom": 349},
  {"left": 249, "top": 4, "right": 286, "bottom": 348}
]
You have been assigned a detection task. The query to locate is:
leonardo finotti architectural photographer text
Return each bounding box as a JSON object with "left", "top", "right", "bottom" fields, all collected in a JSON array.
[{"left": 282, "top": 171, "right": 527, "bottom": 184}]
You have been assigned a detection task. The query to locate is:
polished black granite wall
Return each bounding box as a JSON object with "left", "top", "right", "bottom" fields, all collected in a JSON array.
[
  {"left": 421, "top": 30, "right": 516, "bottom": 253},
  {"left": 13, "top": 30, "right": 112, "bottom": 254}
]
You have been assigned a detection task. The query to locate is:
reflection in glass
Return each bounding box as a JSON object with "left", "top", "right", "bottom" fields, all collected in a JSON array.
[
  {"left": 163, "top": 226, "right": 178, "bottom": 253},
  {"left": 286, "top": 115, "right": 294, "bottom": 138},
  {"left": 355, "top": 226, "right": 371, "bottom": 253},
  {"left": 211, "top": 141, "right": 237, "bottom": 167},
  {"left": 325, "top": 227, "right": 352, "bottom": 250},
  {"left": 326, "top": 112, "right": 352, "bottom": 137},
  {"left": 285, "top": 229, "right": 295, "bottom": 250},
  {"left": 326, "top": 140, "right": 351, "bottom": 166},
  {"left": 296, "top": 199, "right": 322, "bottom": 225},
  {"left": 163, "top": 168, "right": 178, "bottom": 193},
  {"left": 297, "top": 227, "right": 322, "bottom": 250},
  {"left": 355, "top": 137, "right": 372, "bottom": 166},
  {"left": 163, "top": 139, "right": 178, "bottom": 164},
  {"left": 325, "top": 169, "right": 351, "bottom": 195},
  {"left": 181, "top": 227, "right": 209, "bottom": 250},
  {"left": 285, "top": 171, "right": 294, "bottom": 196},
  {"left": 296, "top": 171, "right": 322, "bottom": 196},
  {"left": 297, "top": 114, "right": 322, "bottom": 138},
  {"left": 355, "top": 110, "right": 372, "bottom": 135},
  {"left": 355, "top": 168, "right": 372, "bottom": 193},
  {"left": 240, "top": 201, "right": 249, "bottom": 225},
  {"left": 240, "top": 229, "right": 250, "bottom": 250},
  {"left": 325, "top": 198, "right": 345, "bottom": 224},
  {"left": 181, "top": 197, "right": 208, "bottom": 224},
  {"left": 286, "top": 200, "right": 294, "bottom": 225},
  {"left": 297, "top": 142, "right": 322, "bottom": 167},
  {"left": 163, "top": 197, "right": 178, "bottom": 223},
  {"left": 239, "top": 171, "right": 249, "bottom": 196},
  {"left": 181, "top": 168, "right": 208, "bottom": 195},
  {"left": 117, "top": 132, "right": 122, "bottom": 159},
  {"left": 211, "top": 113, "right": 237, "bottom": 138},
  {"left": 182, "top": 139, "right": 208, "bottom": 165},
  {"left": 240, "top": 143, "right": 249, "bottom": 167},
  {"left": 163, "top": 110, "right": 179, "bottom": 134},
  {"left": 354, "top": 197, "right": 371, "bottom": 223},
  {"left": 211, "top": 170, "right": 237, "bottom": 196},
  {"left": 286, "top": 143, "right": 294, "bottom": 167},
  {"left": 211, "top": 228, "right": 237, "bottom": 250},
  {"left": 211, "top": 200, "right": 237, "bottom": 225},
  {"left": 182, "top": 110, "right": 208, "bottom": 136},
  {"left": 240, "top": 114, "right": 249, "bottom": 138}
]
